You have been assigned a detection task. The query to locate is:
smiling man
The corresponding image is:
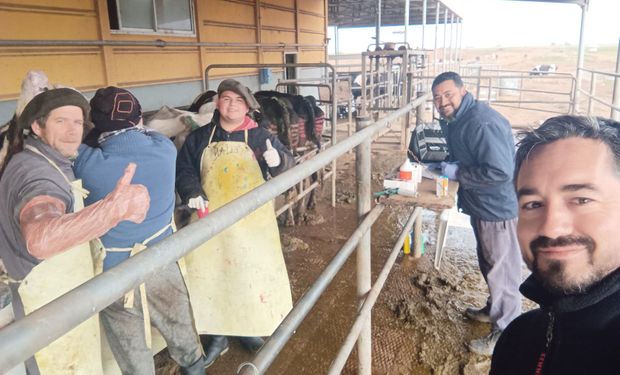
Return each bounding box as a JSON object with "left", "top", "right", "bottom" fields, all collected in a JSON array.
[
  {"left": 432, "top": 71, "right": 522, "bottom": 355},
  {"left": 0, "top": 87, "right": 149, "bottom": 374},
  {"left": 491, "top": 115, "right": 620, "bottom": 374},
  {"left": 176, "top": 79, "right": 295, "bottom": 368}
]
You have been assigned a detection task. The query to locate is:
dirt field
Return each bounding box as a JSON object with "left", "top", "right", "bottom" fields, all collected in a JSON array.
[{"left": 334, "top": 44, "right": 618, "bottom": 127}]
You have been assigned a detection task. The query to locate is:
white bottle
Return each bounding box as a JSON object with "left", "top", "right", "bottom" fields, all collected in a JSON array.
[{"left": 399, "top": 159, "right": 413, "bottom": 181}]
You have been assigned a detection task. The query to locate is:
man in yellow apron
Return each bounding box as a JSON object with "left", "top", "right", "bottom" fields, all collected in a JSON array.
[
  {"left": 176, "top": 79, "right": 295, "bottom": 368},
  {"left": 74, "top": 87, "right": 205, "bottom": 375},
  {"left": 0, "top": 88, "right": 150, "bottom": 374}
]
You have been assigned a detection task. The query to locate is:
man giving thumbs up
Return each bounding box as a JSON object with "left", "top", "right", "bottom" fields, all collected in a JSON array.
[
  {"left": 263, "top": 139, "right": 281, "bottom": 167},
  {"left": 175, "top": 79, "right": 294, "bottom": 368},
  {"left": 74, "top": 86, "right": 206, "bottom": 375}
]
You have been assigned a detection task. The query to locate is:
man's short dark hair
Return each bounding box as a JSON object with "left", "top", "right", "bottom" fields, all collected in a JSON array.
[
  {"left": 515, "top": 115, "right": 620, "bottom": 183},
  {"left": 432, "top": 71, "right": 464, "bottom": 91}
]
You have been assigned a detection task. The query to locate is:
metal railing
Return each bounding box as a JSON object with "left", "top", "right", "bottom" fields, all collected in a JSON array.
[
  {"left": 576, "top": 67, "right": 620, "bottom": 119},
  {"left": 0, "top": 93, "right": 431, "bottom": 374},
  {"left": 457, "top": 67, "right": 576, "bottom": 116}
]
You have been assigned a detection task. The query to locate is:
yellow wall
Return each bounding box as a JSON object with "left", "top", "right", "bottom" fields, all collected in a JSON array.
[{"left": 0, "top": 0, "right": 326, "bottom": 100}]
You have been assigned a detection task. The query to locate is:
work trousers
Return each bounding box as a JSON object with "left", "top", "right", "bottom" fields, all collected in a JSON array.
[
  {"left": 100, "top": 262, "right": 202, "bottom": 375},
  {"left": 470, "top": 217, "right": 522, "bottom": 331}
]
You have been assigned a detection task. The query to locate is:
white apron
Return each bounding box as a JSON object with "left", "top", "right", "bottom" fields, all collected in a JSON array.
[
  {"left": 15, "top": 145, "right": 103, "bottom": 375},
  {"left": 184, "top": 129, "right": 292, "bottom": 336}
]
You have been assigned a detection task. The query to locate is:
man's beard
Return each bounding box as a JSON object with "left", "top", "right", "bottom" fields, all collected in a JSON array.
[
  {"left": 439, "top": 106, "right": 454, "bottom": 120},
  {"left": 530, "top": 235, "right": 603, "bottom": 296}
]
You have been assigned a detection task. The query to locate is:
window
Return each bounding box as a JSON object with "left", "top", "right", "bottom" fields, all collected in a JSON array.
[{"left": 107, "top": 0, "right": 194, "bottom": 35}]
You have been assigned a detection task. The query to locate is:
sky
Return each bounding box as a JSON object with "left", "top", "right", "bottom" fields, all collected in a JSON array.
[{"left": 328, "top": 0, "right": 620, "bottom": 53}]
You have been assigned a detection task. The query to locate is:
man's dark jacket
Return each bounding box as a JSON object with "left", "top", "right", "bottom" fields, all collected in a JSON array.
[
  {"left": 176, "top": 113, "right": 294, "bottom": 203},
  {"left": 491, "top": 269, "right": 620, "bottom": 374},
  {"left": 439, "top": 92, "right": 517, "bottom": 221}
]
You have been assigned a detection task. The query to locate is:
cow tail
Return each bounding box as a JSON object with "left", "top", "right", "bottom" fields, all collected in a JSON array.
[
  {"left": 273, "top": 97, "right": 292, "bottom": 151},
  {"left": 0, "top": 115, "right": 23, "bottom": 179},
  {"left": 301, "top": 97, "right": 320, "bottom": 151}
]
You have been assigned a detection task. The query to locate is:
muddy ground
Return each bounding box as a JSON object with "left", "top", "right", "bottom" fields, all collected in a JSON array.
[
  {"left": 157, "top": 45, "right": 620, "bottom": 374},
  {"left": 155, "top": 146, "right": 534, "bottom": 375}
]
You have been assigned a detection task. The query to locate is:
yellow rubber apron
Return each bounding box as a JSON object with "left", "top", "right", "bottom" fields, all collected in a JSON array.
[
  {"left": 184, "top": 128, "right": 292, "bottom": 336},
  {"left": 15, "top": 145, "right": 103, "bottom": 375}
]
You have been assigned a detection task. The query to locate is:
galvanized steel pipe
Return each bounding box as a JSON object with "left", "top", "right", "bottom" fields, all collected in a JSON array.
[
  {"left": 356, "top": 117, "right": 373, "bottom": 375},
  {"left": 0, "top": 39, "right": 325, "bottom": 48},
  {"left": 612, "top": 38, "right": 620, "bottom": 121},
  {"left": 573, "top": 2, "right": 589, "bottom": 114},
  {"left": 328, "top": 207, "right": 423, "bottom": 375},
  {"left": 237, "top": 204, "right": 385, "bottom": 375}
]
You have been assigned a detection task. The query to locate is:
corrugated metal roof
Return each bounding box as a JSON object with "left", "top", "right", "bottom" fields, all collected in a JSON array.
[
  {"left": 328, "top": 0, "right": 460, "bottom": 28},
  {"left": 506, "top": 0, "right": 587, "bottom": 6},
  {"left": 327, "top": 0, "right": 588, "bottom": 28}
]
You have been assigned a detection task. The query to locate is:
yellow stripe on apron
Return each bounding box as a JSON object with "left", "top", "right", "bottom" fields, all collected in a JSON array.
[
  {"left": 184, "top": 128, "right": 293, "bottom": 336},
  {"left": 16, "top": 145, "right": 103, "bottom": 375}
]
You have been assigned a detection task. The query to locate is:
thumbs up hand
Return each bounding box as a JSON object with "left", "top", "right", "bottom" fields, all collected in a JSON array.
[
  {"left": 105, "top": 162, "right": 150, "bottom": 224},
  {"left": 263, "top": 139, "right": 281, "bottom": 167}
]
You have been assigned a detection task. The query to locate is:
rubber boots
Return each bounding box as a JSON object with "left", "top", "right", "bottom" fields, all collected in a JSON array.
[
  {"left": 238, "top": 336, "right": 265, "bottom": 353},
  {"left": 180, "top": 355, "right": 207, "bottom": 375},
  {"left": 202, "top": 335, "right": 229, "bottom": 368}
]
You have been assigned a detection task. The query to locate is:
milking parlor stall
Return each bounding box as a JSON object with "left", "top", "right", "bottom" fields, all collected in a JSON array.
[{"left": 2, "top": 0, "right": 620, "bottom": 374}]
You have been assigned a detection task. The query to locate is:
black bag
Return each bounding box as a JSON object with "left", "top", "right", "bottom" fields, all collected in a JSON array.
[{"left": 408, "top": 124, "right": 449, "bottom": 162}]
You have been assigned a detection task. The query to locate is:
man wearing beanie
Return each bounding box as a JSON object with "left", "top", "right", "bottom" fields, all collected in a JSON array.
[
  {"left": 176, "top": 79, "right": 295, "bottom": 368},
  {"left": 0, "top": 87, "right": 150, "bottom": 374},
  {"left": 73, "top": 86, "right": 206, "bottom": 375}
]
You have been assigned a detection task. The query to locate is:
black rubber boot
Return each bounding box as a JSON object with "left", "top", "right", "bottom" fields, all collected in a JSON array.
[
  {"left": 180, "top": 355, "right": 207, "bottom": 375},
  {"left": 201, "top": 335, "right": 229, "bottom": 368},
  {"left": 237, "top": 336, "right": 265, "bottom": 353}
]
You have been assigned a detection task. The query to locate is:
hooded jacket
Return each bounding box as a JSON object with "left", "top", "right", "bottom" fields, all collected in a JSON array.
[
  {"left": 439, "top": 92, "right": 518, "bottom": 221},
  {"left": 175, "top": 112, "right": 295, "bottom": 203},
  {"left": 490, "top": 269, "right": 620, "bottom": 374}
]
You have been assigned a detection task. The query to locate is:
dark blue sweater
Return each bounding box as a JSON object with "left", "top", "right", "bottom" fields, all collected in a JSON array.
[
  {"left": 439, "top": 92, "right": 518, "bottom": 221},
  {"left": 73, "top": 130, "right": 176, "bottom": 270},
  {"left": 491, "top": 269, "right": 620, "bottom": 374}
]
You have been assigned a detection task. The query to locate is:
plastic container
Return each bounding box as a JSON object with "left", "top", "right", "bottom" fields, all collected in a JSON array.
[
  {"left": 411, "top": 162, "right": 423, "bottom": 183},
  {"left": 399, "top": 159, "right": 413, "bottom": 180},
  {"left": 197, "top": 207, "right": 209, "bottom": 218},
  {"left": 436, "top": 175, "right": 449, "bottom": 198},
  {"left": 403, "top": 231, "right": 426, "bottom": 255},
  {"left": 403, "top": 231, "right": 412, "bottom": 254}
]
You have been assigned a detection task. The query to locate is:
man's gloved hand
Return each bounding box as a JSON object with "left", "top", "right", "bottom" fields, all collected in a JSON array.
[
  {"left": 441, "top": 161, "right": 460, "bottom": 180},
  {"left": 423, "top": 162, "right": 442, "bottom": 171},
  {"left": 188, "top": 196, "right": 208, "bottom": 211},
  {"left": 264, "top": 139, "right": 281, "bottom": 167}
]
